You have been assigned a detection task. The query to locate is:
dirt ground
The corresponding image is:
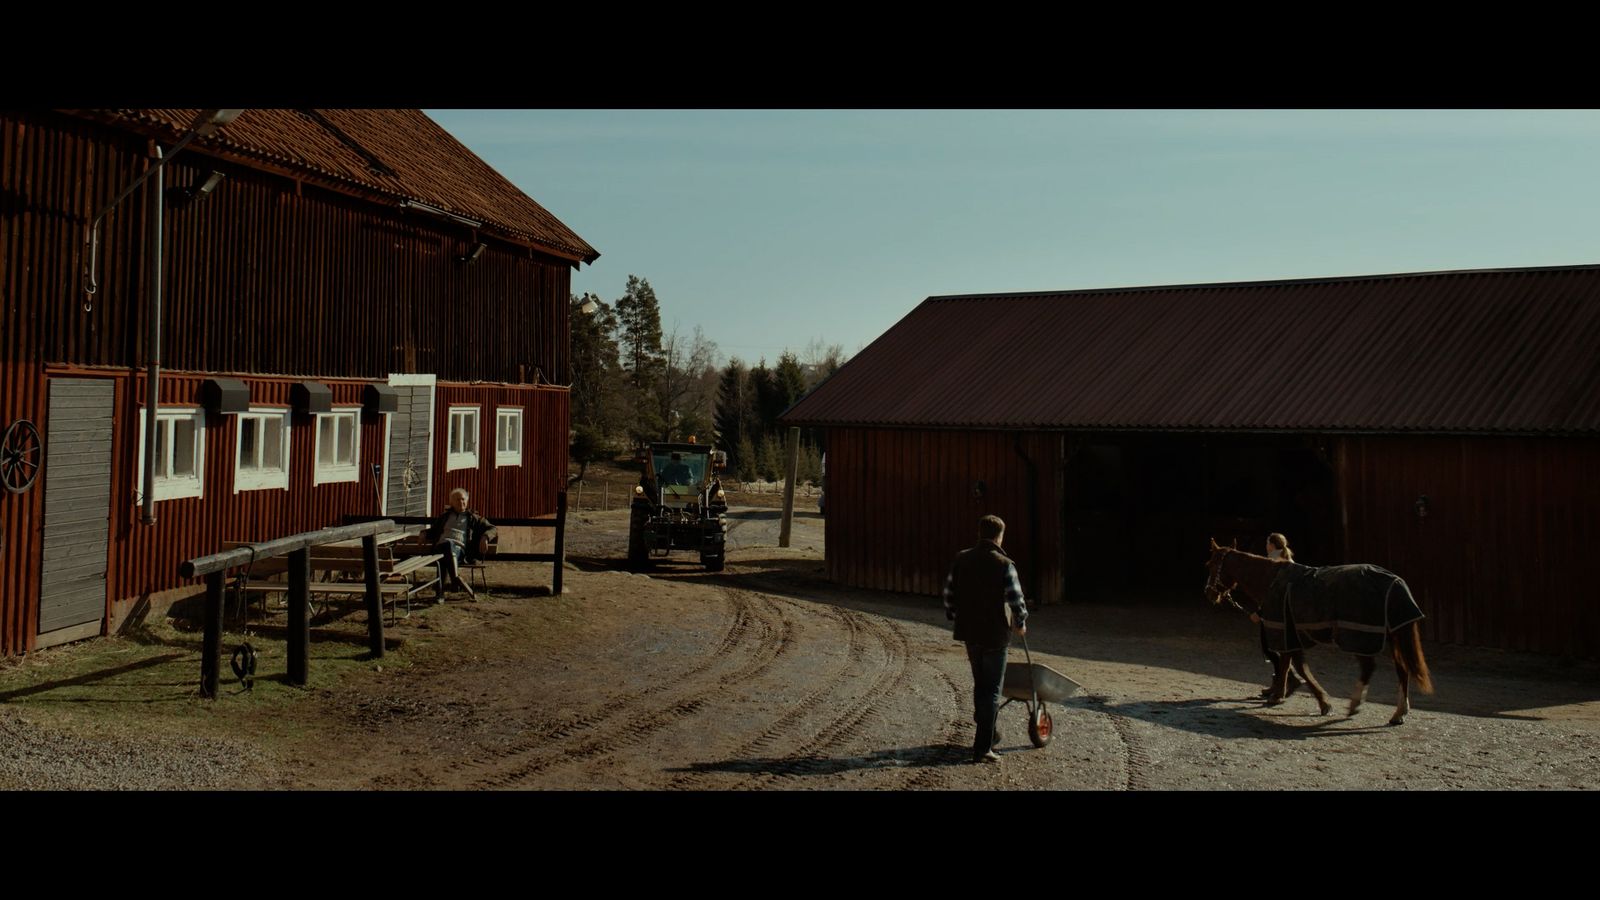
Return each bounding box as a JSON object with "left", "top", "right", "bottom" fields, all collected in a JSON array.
[{"left": 3, "top": 505, "right": 1599, "bottom": 791}]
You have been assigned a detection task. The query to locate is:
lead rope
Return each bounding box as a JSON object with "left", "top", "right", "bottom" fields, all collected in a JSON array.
[{"left": 229, "top": 544, "right": 261, "bottom": 691}]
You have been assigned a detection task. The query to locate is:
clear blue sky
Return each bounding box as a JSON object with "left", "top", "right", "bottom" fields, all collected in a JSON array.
[{"left": 426, "top": 109, "right": 1600, "bottom": 366}]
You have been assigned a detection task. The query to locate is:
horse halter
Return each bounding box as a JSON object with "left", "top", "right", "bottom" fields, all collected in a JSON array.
[{"left": 1205, "top": 550, "right": 1243, "bottom": 611}]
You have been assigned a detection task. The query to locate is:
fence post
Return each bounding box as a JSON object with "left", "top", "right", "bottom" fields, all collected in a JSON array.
[
  {"left": 288, "top": 547, "right": 310, "bottom": 685},
  {"left": 554, "top": 491, "right": 567, "bottom": 595},
  {"left": 780, "top": 427, "right": 800, "bottom": 548},
  {"left": 363, "top": 534, "right": 384, "bottom": 658}
]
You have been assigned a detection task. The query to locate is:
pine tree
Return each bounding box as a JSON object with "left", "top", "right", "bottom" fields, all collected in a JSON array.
[
  {"left": 714, "top": 359, "right": 750, "bottom": 470},
  {"left": 614, "top": 275, "right": 664, "bottom": 391}
]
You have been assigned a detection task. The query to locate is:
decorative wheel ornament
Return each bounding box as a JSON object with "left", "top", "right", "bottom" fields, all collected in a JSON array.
[{"left": 1, "top": 419, "right": 43, "bottom": 494}]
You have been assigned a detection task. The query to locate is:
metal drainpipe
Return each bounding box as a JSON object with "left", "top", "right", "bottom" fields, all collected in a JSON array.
[
  {"left": 1013, "top": 435, "right": 1039, "bottom": 600},
  {"left": 141, "top": 147, "right": 163, "bottom": 525}
]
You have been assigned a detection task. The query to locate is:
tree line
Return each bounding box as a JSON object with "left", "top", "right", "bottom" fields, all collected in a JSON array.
[{"left": 569, "top": 274, "right": 846, "bottom": 485}]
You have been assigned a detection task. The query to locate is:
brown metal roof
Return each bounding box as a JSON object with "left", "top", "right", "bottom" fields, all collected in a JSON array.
[
  {"left": 781, "top": 265, "right": 1600, "bottom": 435},
  {"left": 66, "top": 109, "right": 598, "bottom": 265}
]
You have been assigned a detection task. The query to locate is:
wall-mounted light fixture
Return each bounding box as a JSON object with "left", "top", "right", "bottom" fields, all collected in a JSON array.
[
  {"left": 457, "top": 241, "right": 486, "bottom": 264},
  {"left": 190, "top": 170, "right": 226, "bottom": 199}
]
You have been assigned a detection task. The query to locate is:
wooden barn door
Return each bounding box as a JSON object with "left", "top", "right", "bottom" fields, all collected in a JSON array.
[
  {"left": 36, "top": 378, "right": 113, "bottom": 648},
  {"left": 384, "top": 374, "right": 436, "bottom": 517}
]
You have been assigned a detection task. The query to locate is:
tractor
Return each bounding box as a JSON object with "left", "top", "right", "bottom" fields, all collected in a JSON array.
[{"left": 627, "top": 440, "right": 728, "bottom": 571}]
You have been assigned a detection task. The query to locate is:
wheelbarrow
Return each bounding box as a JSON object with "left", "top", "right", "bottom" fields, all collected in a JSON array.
[{"left": 999, "top": 634, "right": 1082, "bottom": 748}]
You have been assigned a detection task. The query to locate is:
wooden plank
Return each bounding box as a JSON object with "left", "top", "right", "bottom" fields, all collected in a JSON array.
[
  {"left": 42, "top": 519, "right": 107, "bottom": 541},
  {"left": 36, "top": 619, "right": 104, "bottom": 650},
  {"left": 40, "top": 535, "right": 110, "bottom": 558},
  {"left": 39, "top": 596, "right": 105, "bottom": 623},
  {"left": 42, "top": 483, "right": 111, "bottom": 502},
  {"left": 40, "top": 563, "right": 108, "bottom": 586},
  {"left": 40, "top": 503, "right": 110, "bottom": 524}
]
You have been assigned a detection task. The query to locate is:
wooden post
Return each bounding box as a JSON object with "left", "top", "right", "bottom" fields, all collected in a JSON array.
[
  {"left": 288, "top": 547, "right": 310, "bottom": 685},
  {"left": 604, "top": 481, "right": 609, "bottom": 511},
  {"left": 553, "top": 491, "right": 567, "bottom": 595},
  {"left": 362, "top": 534, "right": 384, "bottom": 658},
  {"left": 780, "top": 426, "right": 800, "bottom": 548},
  {"left": 200, "top": 571, "right": 224, "bottom": 698},
  {"left": 576, "top": 480, "right": 584, "bottom": 511}
]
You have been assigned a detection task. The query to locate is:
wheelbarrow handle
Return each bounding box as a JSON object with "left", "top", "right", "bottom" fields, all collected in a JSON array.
[{"left": 1020, "top": 632, "right": 1039, "bottom": 708}]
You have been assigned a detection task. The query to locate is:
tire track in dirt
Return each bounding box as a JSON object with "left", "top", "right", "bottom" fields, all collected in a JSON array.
[
  {"left": 729, "top": 606, "right": 915, "bottom": 786},
  {"left": 360, "top": 586, "right": 763, "bottom": 788},
  {"left": 1094, "top": 695, "right": 1151, "bottom": 791},
  {"left": 664, "top": 596, "right": 869, "bottom": 789},
  {"left": 724, "top": 565, "right": 967, "bottom": 788},
  {"left": 461, "top": 587, "right": 798, "bottom": 788}
]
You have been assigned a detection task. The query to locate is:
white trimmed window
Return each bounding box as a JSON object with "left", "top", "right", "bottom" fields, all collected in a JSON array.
[
  {"left": 314, "top": 408, "right": 361, "bottom": 485},
  {"left": 447, "top": 406, "right": 480, "bottom": 471},
  {"left": 495, "top": 407, "right": 523, "bottom": 467},
  {"left": 234, "top": 407, "right": 291, "bottom": 492},
  {"left": 136, "top": 407, "right": 206, "bottom": 501}
]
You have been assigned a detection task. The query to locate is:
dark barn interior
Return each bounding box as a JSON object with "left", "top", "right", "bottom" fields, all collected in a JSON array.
[{"left": 1061, "top": 434, "right": 1341, "bottom": 601}]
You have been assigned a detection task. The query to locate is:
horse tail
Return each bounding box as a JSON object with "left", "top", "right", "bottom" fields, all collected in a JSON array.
[{"left": 1397, "top": 620, "right": 1434, "bottom": 694}]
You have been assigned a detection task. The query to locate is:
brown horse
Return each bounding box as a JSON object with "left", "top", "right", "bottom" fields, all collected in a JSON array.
[{"left": 1203, "top": 538, "right": 1434, "bottom": 725}]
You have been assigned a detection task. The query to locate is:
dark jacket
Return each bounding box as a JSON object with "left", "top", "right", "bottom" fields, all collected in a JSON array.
[
  {"left": 425, "top": 508, "right": 498, "bottom": 562},
  {"left": 946, "top": 540, "right": 1023, "bottom": 648}
]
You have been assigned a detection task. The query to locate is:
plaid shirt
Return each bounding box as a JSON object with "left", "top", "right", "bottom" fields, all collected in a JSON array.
[{"left": 943, "top": 560, "right": 1028, "bottom": 628}]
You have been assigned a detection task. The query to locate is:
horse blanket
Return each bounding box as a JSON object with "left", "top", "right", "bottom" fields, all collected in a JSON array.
[{"left": 1259, "top": 563, "right": 1424, "bottom": 656}]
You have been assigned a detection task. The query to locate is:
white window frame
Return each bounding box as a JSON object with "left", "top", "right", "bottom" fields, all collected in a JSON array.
[
  {"left": 495, "top": 407, "right": 524, "bottom": 468},
  {"left": 136, "top": 407, "right": 206, "bottom": 502},
  {"left": 233, "top": 406, "right": 292, "bottom": 493},
  {"left": 314, "top": 407, "right": 362, "bottom": 485},
  {"left": 446, "top": 406, "right": 481, "bottom": 471}
]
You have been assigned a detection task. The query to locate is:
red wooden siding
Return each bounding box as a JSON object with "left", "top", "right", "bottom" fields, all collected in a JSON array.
[
  {"left": 1337, "top": 435, "right": 1600, "bottom": 657},
  {"left": 825, "top": 428, "right": 1062, "bottom": 606},
  {"left": 2, "top": 111, "right": 577, "bottom": 654},
  {"left": 430, "top": 383, "right": 570, "bottom": 520}
]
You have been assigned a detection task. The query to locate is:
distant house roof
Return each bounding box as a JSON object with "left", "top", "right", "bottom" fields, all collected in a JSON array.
[
  {"left": 64, "top": 108, "right": 598, "bottom": 266},
  {"left": 781, "top": 264, "right": 1600, "bottom": 435}
]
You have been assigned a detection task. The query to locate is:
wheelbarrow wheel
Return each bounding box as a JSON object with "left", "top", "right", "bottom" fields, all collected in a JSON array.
[{"left": 1028, "top": 703, "right": 1054, "bottom": 748}]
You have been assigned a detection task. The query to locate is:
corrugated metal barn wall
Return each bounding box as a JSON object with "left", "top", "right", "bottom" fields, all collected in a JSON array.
[
  {"left": 20, "top": 108, "right": 569, "bottom": 385},
  {"left": 825, "top": 427, "right": 1062, "bottom": 605},
  {"left": 1, "top": 111, "right": 574, "bottom": 653},
  {"left": 101, "top": 373, "right": 386, "bottom": 613},
  {"left": 0, "top": 115, "right": 136, "bottom": 653},
  {"left": 1338, "top": 435, "right": 1600, "bottom": 658},
  {"left": 430, "top": 383, "right": 569, "bottom": 520}
]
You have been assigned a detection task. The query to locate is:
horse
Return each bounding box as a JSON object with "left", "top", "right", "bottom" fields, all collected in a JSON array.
[{"left": 1203, "top": 538, "right": 1434, "bottom": 725}]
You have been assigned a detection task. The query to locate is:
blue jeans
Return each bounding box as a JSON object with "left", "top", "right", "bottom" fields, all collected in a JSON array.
[
  {"left": 966, "top": 643, "right": 1008, "bottom": 758},
  {"left": 435, "top": 540, "right": 465, "bottom": 581}
]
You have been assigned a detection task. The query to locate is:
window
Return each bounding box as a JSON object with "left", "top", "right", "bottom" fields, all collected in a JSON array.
[
  {"left": 136, "top": 407, "right": 206, "bottom": 501},
  {"left": 447, "top": 406, "right": 480, "bottom": 471},
  {"left": 234, "top": 408, "right": 290, "bottom": 492},
  {"left": 495, "top": 407, "right": 523, "bottom": 467},
  {"left": 314, "top": 409, "right": 361, "bottom": 485}
]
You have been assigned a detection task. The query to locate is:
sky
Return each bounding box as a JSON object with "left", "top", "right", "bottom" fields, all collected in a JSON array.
[{"left": 425, "top": 109, "right": 1600, "bottom": 367}]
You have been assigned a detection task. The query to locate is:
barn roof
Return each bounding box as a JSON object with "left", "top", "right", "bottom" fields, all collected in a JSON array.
[
  {"left": 64, "top": 108, "right": 598, "bottom": 266},
  {"left": 781, "top": 264, "right": 1600, "bottom": 435}
]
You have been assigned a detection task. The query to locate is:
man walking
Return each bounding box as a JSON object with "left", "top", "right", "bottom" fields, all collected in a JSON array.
[{"left": 943, "top": 515, "right": 1028, "bottom": 763}]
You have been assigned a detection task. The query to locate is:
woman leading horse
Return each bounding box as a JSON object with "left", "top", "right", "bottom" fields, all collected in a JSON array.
[{"left": 1204, "top": 538, "right": 1433, "bottom": 725}]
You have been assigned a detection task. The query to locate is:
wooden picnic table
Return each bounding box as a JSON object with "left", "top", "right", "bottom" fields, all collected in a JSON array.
[{"left": 224, "top": 529, "right": 447, "bottom": 623}]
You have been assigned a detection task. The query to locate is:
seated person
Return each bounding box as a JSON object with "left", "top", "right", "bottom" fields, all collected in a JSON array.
[
  {"left": 659, "top": 454, "right": 693, "bottom": 486},
  {"left": 424, "top": 488, "right": 497, "bottom": 595}
]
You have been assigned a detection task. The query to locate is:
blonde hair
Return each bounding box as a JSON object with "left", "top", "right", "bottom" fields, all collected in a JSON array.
[{"left": 1267, "top": 532, "right": 1294, "bottom": 562}]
